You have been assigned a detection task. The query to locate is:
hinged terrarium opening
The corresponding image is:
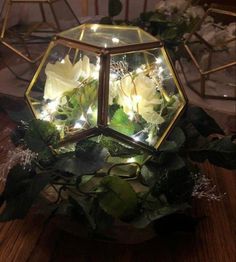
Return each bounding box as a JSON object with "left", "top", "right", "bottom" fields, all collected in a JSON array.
[{"left": 25, "top": 24, "right": 186, "bottom": 160}]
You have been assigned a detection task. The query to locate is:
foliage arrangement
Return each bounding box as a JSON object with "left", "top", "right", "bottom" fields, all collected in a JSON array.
[
  {"left": 102, "top": 0, "right": 205, "bottom": 49},
  {"left": 0, "top": 106, "right": 235, "bottom": 238}
]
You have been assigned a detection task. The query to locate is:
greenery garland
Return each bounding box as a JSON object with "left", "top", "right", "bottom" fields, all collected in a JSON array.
[{"left": 0, "top": 105, "right": 235, "bottom": 238}]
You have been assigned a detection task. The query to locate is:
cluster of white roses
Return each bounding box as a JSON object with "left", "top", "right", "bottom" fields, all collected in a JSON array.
[{"left": 109, "top": 72, "right": 164, "bottom": 125}]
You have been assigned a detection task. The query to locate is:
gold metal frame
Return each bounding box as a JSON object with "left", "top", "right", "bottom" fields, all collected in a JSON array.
[
  {"left": 0, "top": 0, "right": 80, "bottom": 63},
  {"left": 181, "top": 6, "right": 236, "bottom": 100},
  {"left": 25, "top": 24, "right": 187, "bottom": 156}
]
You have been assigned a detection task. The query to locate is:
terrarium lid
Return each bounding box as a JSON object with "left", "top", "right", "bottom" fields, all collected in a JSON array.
[{"left": 58, "top": 24, "right": 159, "bottom": 48}]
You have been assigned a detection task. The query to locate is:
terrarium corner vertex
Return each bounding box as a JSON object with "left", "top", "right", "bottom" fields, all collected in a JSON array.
[{"left": 25, "top": 24, "right": 187, "bottom": 158}]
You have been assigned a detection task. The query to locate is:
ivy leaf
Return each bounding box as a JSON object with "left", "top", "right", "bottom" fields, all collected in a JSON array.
[
  {"left": 189, "top": 136, "right": 236, "bottom": 169},
  {"left": 152, "top": 167, "right": 195, "bottom": 204},
  {"left": 110, "top": 108, "right": 135, "bottom": 136},
  {"left": 55, "top": 140, "right": 109, "bottom": 175},
  {"left": 132, "top": 203, "right": 189, "bottom": 229},
  {"left": 109, "top": 0, "right": 122, "bottom": 17},
  {"left": 99, "top": 136, "right": 142, "bottom": 158},
  {"left": 0, "top": 165, "right": 51, "bottom": 221},
  {"left": 24, "top": 119, "right": 60, "bottom": 151},
  {"left": 186, "top": 106, "right": 224, "bottom": 137},
  {"left": 98, "top": 176, "right": 138, "bottom": 220}
]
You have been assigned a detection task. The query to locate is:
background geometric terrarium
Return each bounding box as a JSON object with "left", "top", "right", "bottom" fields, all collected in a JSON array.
[
  {"left": 25, "top": 24, "right": 186, "bottom": 156},
  {"left": 0, "top": 0, "right": 80, "bottom": 63},
  {"left": 181, "top": 6, "right": 236, "bottom": 100}
]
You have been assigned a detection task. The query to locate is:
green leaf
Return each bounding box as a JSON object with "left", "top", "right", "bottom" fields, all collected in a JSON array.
[
  {"left": 189, "top": 136, "right": 236, "bottom": 169},
  {"left": 108, "top": 0, "right": 122, "bottom": 17},
  {"left": 24, "top": 119, "right": 60, "bottom": 159},
  {"left": 99, "top": 136, "right": 142, "bottom": 158},
  {"left": 132, "top": 202, "right": 189, "bottom": 228},
  {"left": 0, "top": 165, "right": 51, "bottom": 221},
  {"left": 186, "top": 106, "right": 224, "bottom": 137},
  {"left": 98, "top": 176, "right": 138, "bottom": 220},
  {"left": 110, "top": 108, "right": 136, "bottom": 136},
  {"left": 55, "top": 140, "right": 109, "bottom": 175},
  {"left": 152, "top": 167, "right": 195, "bottom": 204}
]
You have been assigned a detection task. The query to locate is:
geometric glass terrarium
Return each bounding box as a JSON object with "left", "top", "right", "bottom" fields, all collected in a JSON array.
[
  {"left": 25, "top": 24, "right": 186, "bottom": 154},
  {"left": 182, "top": 6, "right": 236, "bottom": 100}
]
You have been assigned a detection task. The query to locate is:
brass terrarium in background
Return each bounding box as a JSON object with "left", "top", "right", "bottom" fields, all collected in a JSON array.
[
  {"left": 181, "top": 6, "right": 236, "bottom": 100},
  {"left": 0, "top": 0, "right": 80, "bottom": 63},
  {"left": 25, "top": 24, "right": 186, "bottom": 155}
]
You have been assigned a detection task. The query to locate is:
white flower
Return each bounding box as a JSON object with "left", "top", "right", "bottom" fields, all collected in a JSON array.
[
  {"left": 185, "top": 6, "right": 205, "bottom": 19},
  {"left": 112, "top": 73, "right": 164, "bottom": 124},
  {"left": 44, "top": 55, "right": 96, "bottom": 100},
  {"left": 156, "top": 0, "right": 189, "bottom": 13}
]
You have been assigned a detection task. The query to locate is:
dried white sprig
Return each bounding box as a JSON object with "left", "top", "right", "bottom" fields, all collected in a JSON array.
[
  {"left": 192, "top": 173, "right": 226, "bottom": 201},
  {"left": 0, "top": 147, "right": 38, "bottom": 182}
]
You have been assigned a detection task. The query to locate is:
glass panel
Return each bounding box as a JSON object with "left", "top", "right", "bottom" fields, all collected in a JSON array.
[
  {"left": 60, "top": 24, "right": 157, "bottom": 47},
  {"left": 108, "top": 48, "right": 185, "bottom": 148},
  {"left": 27, "top": 43, "right": 100, "bottom": 139}
]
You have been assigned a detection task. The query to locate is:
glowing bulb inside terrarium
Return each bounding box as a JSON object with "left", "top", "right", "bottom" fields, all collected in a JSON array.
[
  {"left": 39, "top": 109, "right": 50, "bottom": 121},
  {"left": 74, "top": 121, "right": 82, "bottom": 129},
  {"left": 91, "top": 24, "right": 99, "bottom": 32},
  {"left": 132, "top": 134, "right": 141, "bottom": 142},
  {"left": 112, "top": 37, "right": 120, "bottom": 44},
  {"left": 136, "top": 67, "right": 143, "bottom": 74},
  {"left": 127, "top": 111, "right": 135, "bottom": 121},
  {"left": 158, "top": 66, "right": 164, "bottom": 75},
  {"left": 127, "top": 157, "right": 136, "bottom": 163},
  {"left": 87, "top": 106, "right": 93, "bottom": 114},
  {"left": 133, "top": 95, "right": 142, "bottom": 104},
  {"left": 155, "top": 57, "right": 162, "bottom": 64},
  {"left": 80, "top": 114, "right": 86, "bottom": 121},
  {"left": 47, "top": 99, "right": 59, "bottom": 113}
]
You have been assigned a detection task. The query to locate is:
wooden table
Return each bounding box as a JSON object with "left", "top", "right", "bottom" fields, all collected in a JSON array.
[{"left": 0, "top": 110, "right": 235, "bottom": 262}]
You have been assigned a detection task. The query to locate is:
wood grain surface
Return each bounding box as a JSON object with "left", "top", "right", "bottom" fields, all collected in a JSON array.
[{"left": 0, "top": 110, "right": 235, "bottom": 262}]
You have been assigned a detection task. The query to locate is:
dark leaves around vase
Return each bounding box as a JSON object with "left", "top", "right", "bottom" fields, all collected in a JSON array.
[
  {"left": 99, "top": 136, "right": 142, "bottom": 158},
  {"left": 11, "top": 121, "right": 28, "bottom": 146},
  {"left": 98, "top": 176, "right": 138, "bottom": 221},
  {"left": 151, "top": 167, "right": 195, "bottom": 205},
  {"left": 0, "top": 165, "right": 51, "bottom": 221},
  {"left": 67, "top": 196, "right": 113, "bottom": 234},
  {"left": 185, "top": 106, "right": 224, "bottom": 137},
  {"left": 24, "top": 119, "right": 60, "bottom": 165},
  {"left": 54, "top": 140, "right": 109, "bottom": 177},
  {"left": 189, "top": 135, "right": 236, "bottom": 169},
  {"left": 178, "top": 106, "right": 236, "bottom": 169}
]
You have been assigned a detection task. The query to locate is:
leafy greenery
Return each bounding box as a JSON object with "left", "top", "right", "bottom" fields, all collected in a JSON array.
[{"left": 1, "top": 99, "right": 236, "bottom": 240}]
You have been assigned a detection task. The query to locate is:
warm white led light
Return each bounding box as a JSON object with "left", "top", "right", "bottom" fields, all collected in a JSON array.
[
  {"left": 155, "top": 57, "right": 162, "bottom": 64},
  {"left": 91, "top": 24, "right": 99, "bottom": 32},
  {"left": 112, "top": 37, "right": 120, "bottom": 43}
]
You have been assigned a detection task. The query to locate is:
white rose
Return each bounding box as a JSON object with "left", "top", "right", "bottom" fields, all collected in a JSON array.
[
  {"left": 114, "top": 73, "right": 164, "bottom": 124},
  {"left": 44, "top": 55, "right": 96, "bottom": 100}
]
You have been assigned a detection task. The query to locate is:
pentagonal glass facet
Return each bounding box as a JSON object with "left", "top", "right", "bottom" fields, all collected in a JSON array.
[
  {"left": 26, "top": 24, "right": 186, "bottom": 152},
  {"left": 108, "top": 48, "right": 185, "bottom": 148},
  {"left": 60, "top": 24, "right": 157, "bottom": 47},
  {"left": 26, "top": 43, "right": 99, "bottom": 139}
]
